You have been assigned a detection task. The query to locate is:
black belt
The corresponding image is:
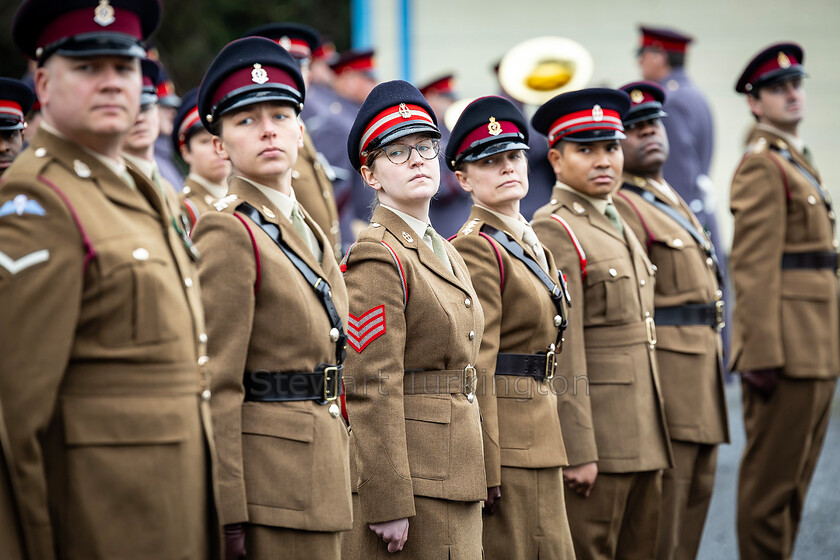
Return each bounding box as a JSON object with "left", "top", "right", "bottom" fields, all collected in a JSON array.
[
  {"left": 781, "top": 251, "right": 838, "bottom": 270},
  {"left": 655, "top": 301, "right": 725, "bottom": 329},
  {"left": 243, "top": 364, "right": 342, "bottom": 403},
  {"left": 495, "top": 352, "right": 556, "bottom": 380}
]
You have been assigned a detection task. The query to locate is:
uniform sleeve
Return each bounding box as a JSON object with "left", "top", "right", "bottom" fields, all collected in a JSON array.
[
  {"left": 342, "top": 241, "right": 415, "bottom": 523},
  {"left": 192, "top": 212, "right": 256, "bottom": 526},
  {"left": 729, "top": 154, "right": 787, "bottom": 370},
  {"left": 0, "top": 178, "right": 84, "bottom": 557},
  {"left": 452, "top": 235, "right": 502, "bottom": 488},
  {"left": 532, "top": 216, "right": 598, "bottom": 466}
]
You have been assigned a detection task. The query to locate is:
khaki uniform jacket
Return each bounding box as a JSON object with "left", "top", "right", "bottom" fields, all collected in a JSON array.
[
  {"left": 342, "top": 205, "right": 486, "bottom": 524},
  {"left": 0, "top": 128, "right": 217, "bottom": 559},
  {"left": 532, "top": 186, "right": 672, "bottom": 473},
  {"left": 192, "top": 177, "right": 352, "bottom": 532},
  {"left": 181, "top": 176, "right": 219, "bottom": 230},
  {"left": 450, "top": 206, "right": 568, "bottom": 487},
  {"left": 615, "top": 176, "right": 729, "bottom": 445},
  {"left": 729, "top": 126, "right": 840, "bottom": 378},
  {"left": 294, "top": 130, "right": 341, "bottom": 259},
  {"left": 1, "top": 398, "right": 25, "bottom": 560}
]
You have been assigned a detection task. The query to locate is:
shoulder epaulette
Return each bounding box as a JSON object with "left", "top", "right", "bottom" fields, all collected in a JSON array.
[{"left": 213, "top": 194, "right": 239, "bottom": 211}]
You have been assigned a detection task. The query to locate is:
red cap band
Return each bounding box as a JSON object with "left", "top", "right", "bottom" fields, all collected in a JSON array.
[
  {"left": 177, "top": 107, "right": 201, "bottom": 148},
  {"left": 746, "top": 52, "right": 801, "bottom": 86},
  {"left": 0, "top": 101, "right": 24, "bottom": 123},
  {"left": 359, "top": 103, "right": 434, "bottom": 161},
  {"left": 420, "top": 77, "right": 454, "bottom": 96},
  {"left": 548, "top": 106, "right": 623, "bottom": 143},
  {"left": 157, "top": 80, "right": 175, "bottom": 99},
  {"left": 334, "top": 55, "right": 374, "bottom": 75},
  {"left": 456, "top": 120, "right": 520, "bottom": 156},
  {"left": 641, "top": 35, "right": 688, "bottom": 54},
  {"left": 274, "top": 37, "right": 311, "bottom": 59},
  {"left": 210, "top": 64, "right": 299, "bottom": 109},
  {"left": 38, "top": 7, "right": 142, "bottom": 51}
]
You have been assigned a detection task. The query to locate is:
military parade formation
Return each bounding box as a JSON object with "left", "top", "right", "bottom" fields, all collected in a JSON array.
[{"left": 0, "top": 1, "right": 836, "bottom": 559}]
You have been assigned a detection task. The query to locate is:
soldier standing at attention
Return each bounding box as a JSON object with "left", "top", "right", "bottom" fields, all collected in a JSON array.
[
  {"left": 448, "top": 95, "right": 575, "bottom": 560},
  {"left": 730, "top": 42, "right": 838, "bottom": 560},
  {"left": 0, "top": 0, "right": 218, "bottom": 558},
  {"left": 531, "top": 88, "right": 673, "bottom": 560},
  {"left": 245, "top": 23, "right": 343, "bottom": 259},
  {"left": 172, "top": 87, "right": 231, "bottom": 230},
  {"left": 341, "top": 80, "right": 486, "bottom": 558},
  {"left": 0, "top": 78, "right": 35, "bottom": 176},
  {"left": 613, "top": 81, "right": 730, "bottom": 560},
  {"left": 193, "top": 37, "right": 352, "bottom": 559}
]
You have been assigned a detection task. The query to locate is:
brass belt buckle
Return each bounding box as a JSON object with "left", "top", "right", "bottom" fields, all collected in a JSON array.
[
  {"left": 714, "top": 300, "right": 726, "bottom": 331},
  {"left": 323, "top": 366, "right": 340, "bottom": 402},
  {"left": 464, "top": 365, "right": 477, "bottom": 402},
  {"left": 645, "top": 317, "right": 657, "bottom": 348},
  {"left": 544, "top": 344, "right": 556, "bottom": 380}
]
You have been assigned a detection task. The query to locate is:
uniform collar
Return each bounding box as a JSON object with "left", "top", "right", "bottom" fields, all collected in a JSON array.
[
  {"left": 239, "top": 176, "right": 298, "bottom": 222},
  {"left": 756, "top": 123, "right": 805, "bottom": 154},
  {"left": 379, "top": 203, "right": 430, "bottom": 240},
  {"left": 556, "top": 181, "right": 611, "bottom": 214},
  {"left": 122, "top": 153, "right": 157, "bottom": 180},
  {"left": 474, "top": 203, "right": 528, "bottom": 241},
  {"left": 41, "top": 121, "right": 131, "bottom": 185},
  {"left": 188, "top": 173, "right": 227, "bottom": 199}
]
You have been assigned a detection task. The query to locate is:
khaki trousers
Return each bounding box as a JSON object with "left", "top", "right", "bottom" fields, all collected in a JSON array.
[
  {"left": 346, "top": 495, "right": 482, "bottom": 560},
  {"left": 737, "top": 377, "right": 836, "bottom": 560},
  {"left": 656, "top": 441, "right": 718, "bottom": 560},
  {"left": 245, "top": 524, "right": 341, "bottom": 559},
  {"left": 566, "top": 470, "right": 662, "bottom": 560},
  {"left": 483, "top": 466, "right": 575, "bottom": 560}
]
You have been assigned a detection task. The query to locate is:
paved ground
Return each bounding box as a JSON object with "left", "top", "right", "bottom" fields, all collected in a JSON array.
[{"left": 697, "top": 381, "right": 840, "bottom": 559}]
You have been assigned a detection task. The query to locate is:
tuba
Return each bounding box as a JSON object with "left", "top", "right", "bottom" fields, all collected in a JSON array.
[{"left": 498, "top": 36, "right": 593, "bottom": 106}]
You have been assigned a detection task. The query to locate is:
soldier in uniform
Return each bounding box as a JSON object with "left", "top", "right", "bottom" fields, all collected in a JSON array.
[
  {"left": 0, "top": 78, "right": 35, "bottom": 176},
  {"left": 613, "top": 81, "right": 730, "bottom": 560},
  {"left": 419, "top": 74, "right": 472, "bottom": 238},
  {"left": 245, "top": 23, "right": 342, "bottom": 258},
  {"left": 171, "top": 87, "right": 230, "bottom": 230},
  {"left": 448, "top": 95, "right": 575, "bottom": 560},
  {"left": 730, "top": 43, "right": 838, "bottom": 560},
  {"left": 0, "top": 396, "right": 26, "bottom": 560},
  {"left": 531, "top": 88, "right": 673, "bottom": 560},
  {"left": 0, "top": 1, "right": 218, "bottom": 558},
  {"left": 193, "top": 37, "right": 352, "bottom": 559},
  {"left": 341, "top": 80, "right": 486, "bottom": 558}
]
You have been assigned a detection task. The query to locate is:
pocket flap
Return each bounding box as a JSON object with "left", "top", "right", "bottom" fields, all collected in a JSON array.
[
  {"left": 404, "top": 395, "right": 451, "bottom": 424},
  {"left": 241, "top": 404, "right": 315, "bottom": 443},
  {"left": 586, "top": 352, "right": 634, "bottom": 384},
  {"left": 63, "top": 397, "right": 187, "bottom": 446},
  {"left": 587, "top": 261, "right": 630, "bottom": 284}
]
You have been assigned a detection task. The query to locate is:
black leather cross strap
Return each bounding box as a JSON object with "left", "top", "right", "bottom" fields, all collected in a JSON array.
[
  {"left": 769, "top": 144, "right": 830, "bottom": 208},
  {"left": 495, "top": 353, "right": 552, "bottom": 380},
  {"left": 481, "top": 224, "right": 569, "bottom": 349},
  {"left": 237, "top": 202, "right": 347, "bottom": 366},
  {"left": 781, "top": 251, "right": 838, "bottom": 270},
  {"left": 243, "top": 365, "right": 343, "bottom": 402},
  {"left": 622, "top": 184, "right": 723, "bottom": 286},
  {"left": 655, "top": 302, "right": 724, "bottom": 328}
]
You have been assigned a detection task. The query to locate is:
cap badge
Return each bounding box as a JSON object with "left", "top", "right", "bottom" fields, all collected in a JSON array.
[
  {"left": 630, "top": 89, "right": 644, "bottom": 104},
  {"left": 279, "top": 36, "right": 292, "bottom": 51},
  {"left": 261, "top": 205, "right": 276, "bottom": 219},
  {"left": 251, "top": 64, "right": 269, "bottom": 85},
  {"left": 487, "top": 117, "right": 502, "bottom": 136},
  {"left": 592, "top": 104, "right": 604, "bottom": 122},
  {"left": 398, "top": 103, "right": 411, "bottom": 119},
  {"left": 634, "top": 176, "right": 646, "bottom": 187},
  {"left": 94, "top": 0, "right": 115, "bottom": 27},
  {"left": 402, "top": 231, "right": 414, "bottom": 243},
  {"left": 778, "top": 51, "right": 791, "bottom": 69}
]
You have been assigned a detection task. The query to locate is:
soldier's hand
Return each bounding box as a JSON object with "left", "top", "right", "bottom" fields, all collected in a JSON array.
[
  {"left": 223, "top": 523, "right": 247, "bottom": 559},
  {"left": 742, "top": 368, "right": 781, "bottom": 400},
  {"left": 369, "top": 517, "right": 410, "bottom": 553},
  {"left": 484, "top": 486, "right": 502, "bottom": 515},
  {"left": 564, "top": 461, "right": 598, "bottom": 497}
]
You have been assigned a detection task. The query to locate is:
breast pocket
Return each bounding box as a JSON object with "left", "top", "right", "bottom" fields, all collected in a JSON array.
[
  {"left": 93, "top": 237, "right": 181, "bottom": 347},
  {"left": 241, "top": 404, "right": 315, "bottom": 511},
  {"left": 649, "top": 236, "right": 704, "bottom": 295},
  {"left": 404, "top": 395, "right": 451, "bottom": 480},
  {"left": 586, "top": 260, "right": 636, "bottom": 324}
]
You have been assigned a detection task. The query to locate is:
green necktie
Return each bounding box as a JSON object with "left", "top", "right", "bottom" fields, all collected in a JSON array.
[
  {"left": 605, "top": 202, "right": 624, "bottom": 236},
  {"left": 425, "top": 225, "right": 453, "bottom": 274},
  {"left": 292, "top": 204, "right": 323, "bottom": 262}
]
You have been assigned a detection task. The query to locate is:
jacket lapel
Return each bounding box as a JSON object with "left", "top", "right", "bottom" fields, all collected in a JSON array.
[{"left": 471, "top": 205, "right": 542, "bottom": 262}]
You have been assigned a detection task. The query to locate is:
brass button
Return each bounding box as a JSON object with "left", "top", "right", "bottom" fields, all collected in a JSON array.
[
  {"left": 329, "top": 403, "right": 341, "bottom": 418},
  {"left": 371, "top": 222, "right": 380, "bottom": 228},
  {"left": 644, "top": 311, "right": 651, "bottom": 318},
  {"left": 184, "top": 277, "right": 194, "bottom": 288},
  {"left": 199, "top": 333, "right": 208, "bottom": 343},
  {"left": 706, "top": 257, "right": 714, "bottom": 266},
  {"left": 609, "top": 268, "right": 617, "bottom": 277},
  {"left": 554, "top": 315, "right": 563, "bottom": 327},
  {"left": 201, "top": 390, "right": 211, "bottom": 401},
  {"left": 672, "top": 238, "right": 683, "bottom": 247},
  {"left": 132, "top": 248, "right": 150, "bottom": 261},
  {"left": 198, "top": 355, "right": 209, "bottom": 366},
  {"left": 467, "top": 393, "right": 475, "bottom": 403},
  {"left": 468, "top": 331, "right": 475, "bottom": 341},
  {"left": 464, "top": 298, "right": 471, "bottom": 308},
  {"left": 808, "top": 195, "right": 817, "bottom": 205},
  {"left": 640, "top": 279, "right": 646, "bottom": 286},
  {"left": 34, "top": 147, "right": 47, "bottom": 158},
  {"left": 329, "top": 328, "right": 340, "bottom": 342},
  {"left": 550, "top": 199, "right": 557, "bottom": 204}
]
